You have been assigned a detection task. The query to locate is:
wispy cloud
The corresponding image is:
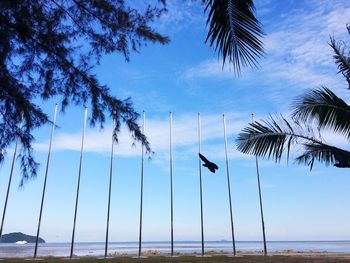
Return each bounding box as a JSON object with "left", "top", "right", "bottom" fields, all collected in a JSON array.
[
  {"left": 154, "top": 0, "right": 204, "bottom": 35},
  {"left": 182, "top": 0, "right": 350, "bottom": 100},
  {"left": 260, "top": 1, "right": 350, "bottom": 91},
  {"left": 182, "top": 59, "right": 237, "bottom": 80},
  {"left": 34, "top": 112, "right": 252, "bottom": 160}
]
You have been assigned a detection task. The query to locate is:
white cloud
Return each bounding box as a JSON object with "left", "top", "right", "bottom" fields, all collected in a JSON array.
[
  {"left": 34, "top": 112, "right": 252, "bottom": 160},
  {"left": 183, "top": 59, "right": 237, "bottom": 80},
  {"left": 32, "top": 108, "right": 350, "bottom": 171}
]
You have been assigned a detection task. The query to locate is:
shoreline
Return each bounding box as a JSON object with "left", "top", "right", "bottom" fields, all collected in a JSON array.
[
  {"left": 3, "top": 250, "right": 350, "bottom": 259},
  {"left": 3, "top": 253, "right": 350, "bottom": 263}
]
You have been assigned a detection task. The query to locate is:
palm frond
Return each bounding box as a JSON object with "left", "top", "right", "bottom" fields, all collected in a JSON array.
[
  {"left": 204, "top": 0, "right": 264, "bottom": 73},
  {"left": 296, "top": 143, "right": 350, "bottom": 170},
  {"left": 292, "top": 87, "right": 350, "bottom": 139},
  {"left": 236, "top": 115, "right": 304, "bottom": 163},
  {"left": 329, "top": 36, "right": 350, "bottom": 88},
  {"left": 236, "top": 115, "right": 350, "bottom": 169}
]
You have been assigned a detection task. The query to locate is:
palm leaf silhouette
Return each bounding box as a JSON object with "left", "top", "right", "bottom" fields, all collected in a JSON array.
[
  {"left": 292, "top": 87, "right": 350, "bottom": 139},
  {"left": 204, "top": 0, "right": 264, "bottom": 73},
  {"left": 295, "top": 143, "right": 350, "bottom": 169},
  {"left": 330, "top": 36, "right": 350, "bottom": 88},
  {"left": 236, "top": 115, "right": 350, "bottom": 169}
]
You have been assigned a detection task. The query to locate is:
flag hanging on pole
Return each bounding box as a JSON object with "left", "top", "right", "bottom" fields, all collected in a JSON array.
[{"left": 198, "top": 153, "right": 218, "bottom": 173}]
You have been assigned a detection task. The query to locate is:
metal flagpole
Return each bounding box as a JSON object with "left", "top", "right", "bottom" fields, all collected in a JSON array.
[
  {"left": 0, "top": 115, "right": 23, "bottom": 240},
  {"left": 104, "top": 117, "right": 115, "bottom": 258},
  {"left": 169, "top": 112, "right": 174, "bottom": 256},
  {"left": 222, "top": 114, "right": 236, "bottom": 256},
  {"left": 198, "top": 113, "right": 205, "bottom": 256},
  {"left": 138, "top": 111, "right": 145, "bottom": 258},
  {"left": 34, "top": 104, "right": 58, "bottom": 259},
  {"left": 252, "top": 114, "right": 267, "bottom": 256},
  {"left": 70, "top": 107, "right": 88, "bottom": 259}
]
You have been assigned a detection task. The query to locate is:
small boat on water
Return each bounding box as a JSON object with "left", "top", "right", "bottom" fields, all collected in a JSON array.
[{"left": 15, "top": 241, "right": 28, "bottom": 244}]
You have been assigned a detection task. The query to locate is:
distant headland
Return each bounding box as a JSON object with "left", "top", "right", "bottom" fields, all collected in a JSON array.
[{"left": 0, "top": 232, "right": 45, "bottom": 243}]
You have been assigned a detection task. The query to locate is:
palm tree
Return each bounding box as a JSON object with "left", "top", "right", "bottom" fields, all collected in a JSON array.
[
  {"left": 236, "top": 25, "right": 350, "bottom": 169},
  {"left": 204, "top": 0, "right": 264, "bottom": 73}
]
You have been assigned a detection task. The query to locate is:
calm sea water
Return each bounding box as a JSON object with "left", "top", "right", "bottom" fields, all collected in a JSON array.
[{"left": 0, "top": 241, "right": 350, "bottom": 258}]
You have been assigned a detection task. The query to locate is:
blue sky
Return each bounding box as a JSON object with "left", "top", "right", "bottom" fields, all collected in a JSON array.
[{"left": 1, "top": 0, "right": 350, "bottom": 245}]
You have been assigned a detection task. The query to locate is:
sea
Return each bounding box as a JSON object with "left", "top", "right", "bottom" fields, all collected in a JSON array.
[{"left": 1, "top": 241, "right": 350, "bottom": 258}]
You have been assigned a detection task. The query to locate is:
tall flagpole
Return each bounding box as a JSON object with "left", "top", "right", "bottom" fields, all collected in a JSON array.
[
  {"left": 138, "top": 111, "right": 145, "bottom": 258},
  {"left": 104, "top": 117, "right": 115, "bottom": 258},
  {"left": 222, "top": 114, "right": 236, "bottom": 256},
  {"left": 0, "top": 115, "right": 23, "bottom": 240},
  {"left": 252, "top": 114, "right": 267, "bottom": 256},
  {"left": 70, "top": 107, "right": 87, "bottom": 259},
  {"left": 34, "top": 104, "right": 58, "bottom": 259},
  {"left": 169, "top": 112, "right": 174, "bottom": 256},
  {"left": 198, "top": 113, "right": 205, "bottom": 256}
]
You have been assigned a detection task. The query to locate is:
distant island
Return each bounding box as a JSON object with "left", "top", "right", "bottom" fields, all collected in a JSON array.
[{"left": 0, "top": 232, "right": 45, "bottom": 243}]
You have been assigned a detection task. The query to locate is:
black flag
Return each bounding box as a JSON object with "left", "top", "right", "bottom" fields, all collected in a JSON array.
[{"left": 199, "top": 153, "right": 219, "bottom": 173}]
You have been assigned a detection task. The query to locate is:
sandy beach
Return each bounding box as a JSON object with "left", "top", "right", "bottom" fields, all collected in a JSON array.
[{"left": 3, "top": 252, "right": 350, "bottom": 262}]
